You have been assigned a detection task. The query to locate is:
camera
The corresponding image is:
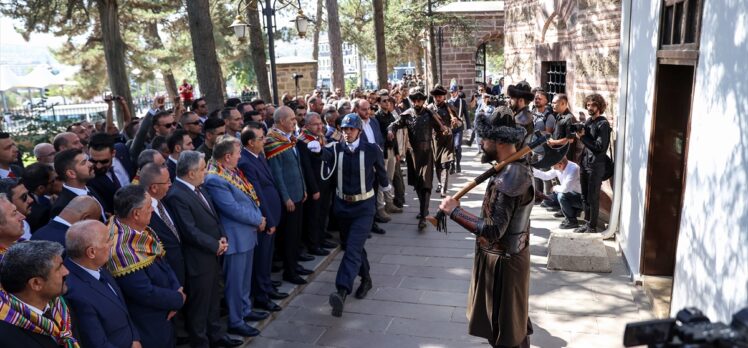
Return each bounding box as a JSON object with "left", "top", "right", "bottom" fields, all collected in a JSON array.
[
  {"left": 485, "top": 94, "right": 507, "bottom": 108},
  {"left": 623, "top": 307, "right": 748, "bottom": 347},
  {"left": 103, "top": 93, "right": 123, "bottom": 102},
  {"left": 566, "top": 122, "right": 585, "bottom": 138}
]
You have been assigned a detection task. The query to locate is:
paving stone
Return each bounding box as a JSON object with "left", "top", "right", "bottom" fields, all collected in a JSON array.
[
  {"left": 258, "top": 321, "right": 327, "bottom": 344},
  {"left": 370, "top": 286, "right": 424, "bottom": 303},
  {"left": 395, "top": 264, "right": 472, "bottom": 280},
  {"left": 419, "top": 290, "right": 469, "bottom": 307},
  {"left": 546, "top": 232, "right": 612, "bottom": 273},
  {"left": 400, "top": 246, "right": 475, "bottom": 258},
  {"left": 274, "top": 305, "right": 394, "bottom": 332},
  {"left": 399, "top": 276, "right": 470, "bottom": 293},
  {"left": 343, "top": 298, "right": 455, "bottom": 322},
  {"left": 386, "top": 317, "right": 483, "bottom": 342},
  {"left": 378, "top": 254, "right": 429, "bottom": 266}
]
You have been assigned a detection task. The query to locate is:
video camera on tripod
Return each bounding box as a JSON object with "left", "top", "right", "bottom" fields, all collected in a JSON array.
[{"left": 623, "top": 306, "right": 748, "bottom": 347}]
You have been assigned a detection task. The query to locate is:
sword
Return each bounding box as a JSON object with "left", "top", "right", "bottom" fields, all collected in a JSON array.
[{"left": 425, "top": 131, "right": 569, "bottom": 233}]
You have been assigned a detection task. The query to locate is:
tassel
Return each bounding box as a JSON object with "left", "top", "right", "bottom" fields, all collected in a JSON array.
[{"left": 435, "top": 210, "right": 448, "bottom": 234}]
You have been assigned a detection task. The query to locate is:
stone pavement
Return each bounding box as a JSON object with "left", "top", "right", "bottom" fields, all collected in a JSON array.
[{"left": 245, "top": 146, "right": 654, "bottom": 348}]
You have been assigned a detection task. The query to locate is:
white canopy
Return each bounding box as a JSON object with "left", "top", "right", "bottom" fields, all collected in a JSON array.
[
  {"left": 0, "top": 65, "right": 77, "bottom": 90},
  {"left": 0, "top": 66, "right": 21, "bottom": 92}
]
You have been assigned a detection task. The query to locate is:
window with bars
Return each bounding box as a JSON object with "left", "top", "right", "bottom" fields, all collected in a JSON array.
[
  {"left": 542, "top": 61, "right": 566, "bottom": 102},
  {"left": 475, "top": 43, "right": 486, "bottom": 85},
  {"left": 660, "top": 0, "right": 702, "bottom": 49}
]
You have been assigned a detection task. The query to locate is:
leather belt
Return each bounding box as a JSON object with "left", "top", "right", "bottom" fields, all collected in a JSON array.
[
  {"left": 477, "top": 232, "right": 528, "bottom": 256},
  {"left": 336, "top": 189, "right": 374, "bottom": 202}
]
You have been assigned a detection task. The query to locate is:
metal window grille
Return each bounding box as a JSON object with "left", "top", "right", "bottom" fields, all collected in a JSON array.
[
  {"left": 544, "top": 61, "right": 566, "bottom": 102},
  {"left": 475, "top": 43, "right": 486, "bottom": 85}
]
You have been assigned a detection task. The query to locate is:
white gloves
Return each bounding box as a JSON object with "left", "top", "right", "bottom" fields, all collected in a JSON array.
[{"left": 307, "top": 140, "right": 321, "bottom": 153}]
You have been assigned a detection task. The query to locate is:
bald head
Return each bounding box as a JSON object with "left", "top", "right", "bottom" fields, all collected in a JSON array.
[
  {"left": 33, "top": 143, "right": 56, "bottom": 165},
  {"left": 65, "top": 220, "right": 109, "bottom": 262},
  {"left": 273, "top": 106, "right": 296, "bottom": 133},
  {"left": 58, "top": 195, "right": 102, "bottom": 223},
  {"left": 53, "top": 132, "right": 83, "bottom": 152}
]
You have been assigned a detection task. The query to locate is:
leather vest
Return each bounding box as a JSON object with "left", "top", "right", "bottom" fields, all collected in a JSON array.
[{"left": 481, "top": 161, "right": 534, "bottom": 255}]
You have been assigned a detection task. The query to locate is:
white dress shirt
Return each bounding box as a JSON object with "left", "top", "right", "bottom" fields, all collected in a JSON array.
[
  {"left": 532, "top": 161, "right": 582, "bottom": 194},
  {"left": 0, "top": 167, "right": 10, "bottom": 178},
  {"left": 151, "top": 197, "right": 175, "bottom": 226},
  {"left": 111, "top": 158, "right": 130, "bottom": 185},
  {"left": 346, "top": 138, "right": 361, "bottom": 152},
  {"left": 52, "top": 216, "right": 72, "bottom": 227},
  {"left": 361, "top": 118, "right": 375, "bottom": 144},
  {"left": 62, "top": 184, "right": 106, "bottom": 219}
]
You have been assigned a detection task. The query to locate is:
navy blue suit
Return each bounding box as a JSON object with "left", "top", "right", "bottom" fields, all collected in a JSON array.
[
  {"left": 114, "top": 142, "right": 136, "bottom": 178},
  {"left": 361, "top": 117, "right": 385, "bottom": 149},
  {"left": 149, "top": 205, "right": 186, "bottom": 286},
  {"left": 321, "top": 140, "right": 389, "bottom": 293},
  {"left": 27, "top": 194, "right": 51, "bottom": 233},
  {"left": 114, "top": 256, "right": 184, "bottom": 348},
  {"left": 166, "top": 158, "right": 177, "bottom": 182},
  {"left": 238, "top": 149, "right": 282, "bottom": 303},
  {"left": 63, "top": 259, "right": 140, "bottom": 348},
  {"left": 30, "top": 219, "right": 69, "bottom": 248}
]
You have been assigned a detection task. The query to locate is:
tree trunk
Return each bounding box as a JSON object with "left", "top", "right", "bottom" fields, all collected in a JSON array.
[
  {"left": 413, "top": 48, "right": 423, "bottom": 79},
  {"left": 185, "top": 0, "right": 225, "bottom": 111},
  {"left": 96, "top": 0, "right": 133, "bottom": 127},
  {"left": 326, "top": 0, "right": 345, "bottom": 96},
  {"left": 373, "top": 0, "right": 387, "bottom": 89},
  {"left": 311, "top": 0, "right": 324, "bottom": 87},
  {"left": 144, "top": 21, "right": 178, "bottom": 100},
  {"left": 247, "top": 0, "right": 272, "bottom": 103},
  {"left": 427, "top": 0, "right": 438, "bottom": 87}
]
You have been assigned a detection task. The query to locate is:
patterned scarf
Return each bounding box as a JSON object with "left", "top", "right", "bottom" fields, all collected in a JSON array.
[
  {"left": 0, "top": 290, "right": 79, "bottom": 348},
  {"left": 264, "top": 128, "right": 296, "bottom": 159},
  {"left": 106, "top": 218, "right": 165, "bottom": 278},
  {"left": 207, "top": 160, "right": 260, "bottom": 207},
  {"left": 299, "top": 128, "right": 325, "bottom": 146}
]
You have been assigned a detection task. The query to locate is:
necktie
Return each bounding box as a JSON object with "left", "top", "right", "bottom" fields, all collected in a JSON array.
[
  {"left": 109, "top": 167, "right": 121, "bottom": 189},
  {"left": 99, "top": 274, "right": 118, "bottom": 296},
  {"left": 194, "top": 187, "right": 214, "bottom": 215},
  {"left": 157, "top": 201, "right": 180, "bottom": 241},
  {"left": 6, "top": 171, "right": 15, "bottom": 178}
]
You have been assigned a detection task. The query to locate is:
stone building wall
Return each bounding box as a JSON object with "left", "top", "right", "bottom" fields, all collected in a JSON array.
[
  {"left": 271, "top": 58, "right": 318, "bottom": 100},
  {"left": 504, "top": 0, "right": 622, "bottom": 128},
  {"left": 431, "top": 2, "right": 505, "bottom": 96}
]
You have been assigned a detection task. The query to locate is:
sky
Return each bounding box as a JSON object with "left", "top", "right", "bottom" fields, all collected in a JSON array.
[{"left": 0, "top": 16, "right": 65, "bottom": 48}]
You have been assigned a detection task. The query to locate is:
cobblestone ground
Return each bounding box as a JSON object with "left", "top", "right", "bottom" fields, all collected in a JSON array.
[{"left": 246, "top": 146, "right": 653, "bottom": 348}]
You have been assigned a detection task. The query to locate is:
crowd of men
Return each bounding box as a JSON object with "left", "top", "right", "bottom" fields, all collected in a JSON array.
[{"left": 0, "top": 75, "right": 611, "bottom": 348}]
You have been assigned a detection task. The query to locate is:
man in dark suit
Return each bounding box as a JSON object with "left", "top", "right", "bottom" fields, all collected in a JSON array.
[
  {"left": 164, "top": 150, "right": 241, "bottom": 348},
  {"left": 21, "top": 163, "right": 56, "bottom": 232},
  {"left": 166, "top": 130, "right": 194, "bottom": 182},
  {"left": 296, "top": 113, "right": 331, "bottom": 257},
  {"left": 106, "top": 185, "right": 185, "bottom": 348},
  {"left": 0, "top": 178, "right": 34, "bottom": 240},
  {"left": 139, "top": 163, "right": 186, "bottom": 285},
  {"left": 31, "top": 196, "right": 102, "bottom": 248},
  {"left": 352, "top": 99, "right": 389, "bottom": 233},
  {"left": 239, "top": 124, "right": 288, "bottom": 310},
  {"left": 0, "top": 132, "right": 23, "bottom": 179},
  {"left": 50, "top": 148, "right": 106, "bottom": 221},
  {"left": 265, "top": 106, "right": 308, "bottom": 285},
  {"left": 87, "top": 133, "right": 134, "bottom": 214},
  {"left": 63, "top": 220, "right": 142, "bottom": 348},
  {"left": 0, "top": 241, "right": 77, "bottom": 348}
]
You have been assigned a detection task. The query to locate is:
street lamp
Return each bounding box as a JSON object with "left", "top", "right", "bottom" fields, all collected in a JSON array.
[{"left": 230, "top": 0, "right": 309, "bottom": 105}]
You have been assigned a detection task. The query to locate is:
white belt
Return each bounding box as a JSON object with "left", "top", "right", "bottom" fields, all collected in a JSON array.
[{"left": 336, "top": 149, "right": 371, "bottom": 202}]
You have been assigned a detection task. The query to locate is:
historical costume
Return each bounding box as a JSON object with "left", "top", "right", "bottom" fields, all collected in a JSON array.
[
  {"left": 387, "top": 87, "right": 449, "bottom": 230},
  {"left": 443, "top": 110, "right": 534, "bottom": 347},
  {"left": 507, "top": 82, "right": 535, "bottom": 150},
  {"left": 428, "top": 85, "right": 457, "bottom": 197}
]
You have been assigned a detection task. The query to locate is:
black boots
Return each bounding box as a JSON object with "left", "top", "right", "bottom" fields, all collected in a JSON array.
[
  {"left": 329, "top": 288, "right": 347, "bottom": 317},
  {"left": 355, "top": 277, "right": 372, "bottom": 299}
]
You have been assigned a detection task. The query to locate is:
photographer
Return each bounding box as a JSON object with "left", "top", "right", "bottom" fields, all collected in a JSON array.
[
  {"left": 547, "top": 93, "right": 578, "bottom": 161},
  {"left": 575, "top": 94, "right": 611, "bottom": 233}
]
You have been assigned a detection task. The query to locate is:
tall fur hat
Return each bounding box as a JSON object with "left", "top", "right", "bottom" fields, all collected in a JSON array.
[
  {"left": 507, "top": 80, "right": 534, "bottom": 101},
  {"left": 409, "top": 87, "right": 427, "bottom": 100},
  {"left": 476, "top": 105, "right": 526, "bottom": 144}
]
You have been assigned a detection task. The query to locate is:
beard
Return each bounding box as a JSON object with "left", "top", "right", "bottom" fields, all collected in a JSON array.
[
  {"left": 413, "top": 105, "right": 423, "bottom": 113},
  {"left": 480, "top": 144, "right": 497, "bottom": 163}
]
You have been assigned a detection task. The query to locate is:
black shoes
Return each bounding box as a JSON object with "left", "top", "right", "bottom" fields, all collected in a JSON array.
[
  {"left": 321, "top": 240, "right": 338, "bottom": 249},
  {"left": 271, "top": 280, "right": 282, "bottom": 287},
  {"left": 308, "top": 247, "right": 330, "bottom": 256},
  {"left": 268, "top": 289, "right": 289, "bottom": 300},
  {"left": 295, "top": 266, "right": 313, "bottom": 275},
  {"left": 553, "top": 211, "right": 564, "bottom": 218},
  {"left": 371, "top": 224, "right": 386, "bottom": 235},
  {"left": 243, "top": 310, "right": 270, "bottom": 322},
  {"left": 559, "top": 220, "right": 580, "bottom": 229},
  {"left": 329, "top": 289, "right": 347, "bottom": 317},
  {"left": 298, "top": 253, "right": 315, "bottom": 262},
  {"left": 418, "top": 219, "right": 427, "bottom": 231},
  {"left": 227, "top": 324, "right": 260, "bottom": 338},
  {"left": 354, "top": 277, "right": 372, "bottom": 299},
  {"left": 255, "top": 301, "right": 282, "bottom": 312},
  {"left": 574, "top": 225, "right": 597, "bottom": 233},
  {"left": 211, "top": 336, "right": 244, "bottom": 347},
  {"left": 283, "top": 274, "right": 307, "bottom": 285}
]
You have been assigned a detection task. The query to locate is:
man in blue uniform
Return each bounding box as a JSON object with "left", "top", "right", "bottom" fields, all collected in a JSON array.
[{"left": 319, "top": 114, "right": 391, "bottom": 317}]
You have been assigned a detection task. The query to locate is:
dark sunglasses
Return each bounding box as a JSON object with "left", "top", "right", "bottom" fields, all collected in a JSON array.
[
  {"left": 88, "top": 158, "right": 111, "bottom": 165},
  {"left": 162, "top": 122, "right": 178, "bottom": 128},
  {"left": 18, "top": 192, "right": 29, "bottom": 201}
]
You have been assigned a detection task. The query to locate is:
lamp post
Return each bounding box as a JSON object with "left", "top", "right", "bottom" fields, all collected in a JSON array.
[
  {"left": 437, "top": 26, "right": 444, "bottom": 86},
  {"left": 230, "top": 0, "right": 309, "bottom": 106}
]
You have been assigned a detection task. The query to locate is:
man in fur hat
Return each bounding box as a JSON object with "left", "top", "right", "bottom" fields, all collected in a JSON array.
[
  {"left": 428, "top": 85, "right": 458, "bottom": 197},
  {"left": 387, "top": 87, "right": 449, "bottom": 231},
  {"left": 438, "top": 106, "right": 534, "bottom": 348},
  {"left": 507, "top": 81, "right": 535, "bottom": 149}
]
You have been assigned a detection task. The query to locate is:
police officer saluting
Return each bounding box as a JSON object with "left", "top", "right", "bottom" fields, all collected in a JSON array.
[{"left": 319, "top": 114, "right": 391, "bottom": 317}]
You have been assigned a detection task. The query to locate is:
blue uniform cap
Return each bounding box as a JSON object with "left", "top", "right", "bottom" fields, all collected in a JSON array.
[{"left": 341, "top": 113, "right": 363, "bottom": 130}]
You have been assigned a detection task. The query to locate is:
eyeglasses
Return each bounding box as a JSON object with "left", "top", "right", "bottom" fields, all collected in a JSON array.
[
  {"left": 18, "top": 192, "right": 29, "bottom": 202},
  {"left": 88, "top": 158, "right": 111, "bottom": 165},
  {"left": 161, "top": 122, "right": 177, "bottom": 128}
]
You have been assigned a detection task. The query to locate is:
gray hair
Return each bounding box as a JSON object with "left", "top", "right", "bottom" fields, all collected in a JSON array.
[
  {"left": 137, "top": 149, "right": 162, "bottom": 170},
  {"left": 0, "top": 193, "right": 9, "bottom": 225},
  {"left": 138, "top": 162, "right": 167, "bottom": 188},
  {"left": 213, "top": 135, "right": 240, "bottom": 160},
  {"left": 33, "top": 143, "right": 54, "bottom": 158},
  {"left": 65, "top": 220, "right": 105, "bottom": 260},
  {"left": 304, "top": 112, "right": 321, "bottom": 125},
  {"left": 273, "top": 105, "right": 294, "bottom": 125},
  {"left": 336, "top": 100, "right": 350, "bottom": 112},
  {"left": 0, "top": 240, "right": 65, "bottom": 293},
  {"left": 113, "top": 185, "right": 149, "bottom": 218},
  {"left": 176, "top": 150, "right": 204, "bottom": 178}
]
